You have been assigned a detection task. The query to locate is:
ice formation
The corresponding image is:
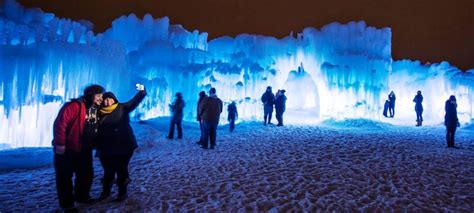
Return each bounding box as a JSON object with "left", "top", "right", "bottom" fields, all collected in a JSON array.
[{"left": 0, "top": 0, "right": 472, "bottom": 148}]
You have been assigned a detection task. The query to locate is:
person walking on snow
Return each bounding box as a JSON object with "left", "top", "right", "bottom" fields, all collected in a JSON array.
[{"left": 227, "top": 101, "right": 238, "bottom": 132}]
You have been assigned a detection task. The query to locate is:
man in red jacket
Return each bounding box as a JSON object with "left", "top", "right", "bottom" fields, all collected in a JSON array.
[{"left": 53, "top": 84, "right": 104, "bottom": 210}]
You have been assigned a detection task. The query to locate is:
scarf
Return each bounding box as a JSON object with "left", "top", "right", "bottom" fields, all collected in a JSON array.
[{"left": 100, "top": 103, "right": 118, "bottom": 115}]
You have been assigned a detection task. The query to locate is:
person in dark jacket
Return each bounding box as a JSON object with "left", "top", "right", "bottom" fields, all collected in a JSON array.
[
  {"left": 196, "top": 91, "right": 207, "bottom": 144},
  {"left": 383, "top": 100, "right": 389, "bottom": 117},
  {"left": 96, "top": 87, "right": 146, "bottom": 201},
  {"left": 227, "top": 101, "right": 238, "bottom": 132},
  {"left": 167, "top": 92, "right": 185, "bottom": 139},
  {"left": 198, "top": 87, "right": 223, "bottom": 149},
  {"left": 388, "top": 91, "right": 396, "bottom": 117},
  {"left": 261, "top": 86, "right": 275, "bottom": 125},
  {"left": 53, "top": 84, "right": 104, "bottom": 210},
  {"left": 275, "top": 90, "right": 287, "bottom": 126},
  {"left": 413, "top": 91, "right": 424, "bottom": 126},
  {"left": 444, "top": 95, "right": 459, "bottom": 148}
]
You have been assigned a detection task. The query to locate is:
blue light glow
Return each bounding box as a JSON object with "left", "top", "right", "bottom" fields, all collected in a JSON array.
[{"left": 0, "top": 0, "right": 472, "bottom": 148}]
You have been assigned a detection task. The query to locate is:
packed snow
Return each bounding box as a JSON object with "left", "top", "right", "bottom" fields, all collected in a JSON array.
[{"left": 1, "top": 118, "right": 473, "bottom": 211}]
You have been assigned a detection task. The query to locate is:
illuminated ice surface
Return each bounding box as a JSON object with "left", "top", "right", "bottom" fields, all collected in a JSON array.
[{"left": 0, "top": 0, "right": 473, "bottom": 148}]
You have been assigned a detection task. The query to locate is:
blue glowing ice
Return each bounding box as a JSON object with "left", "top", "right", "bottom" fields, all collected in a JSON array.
[{"left": 0, "top": 0, "right": 472, "bottom": 148}]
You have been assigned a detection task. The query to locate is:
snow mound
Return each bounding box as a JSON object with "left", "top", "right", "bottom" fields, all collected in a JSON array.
[
  {"left": 321, "top": 118, "right": 393, "bottom": 130},
  {"left": 461, "top": 120, "right": 474, "bottom": 131},
  {"left": 0, "top": 147, "right": 52, "bottom": 171}
]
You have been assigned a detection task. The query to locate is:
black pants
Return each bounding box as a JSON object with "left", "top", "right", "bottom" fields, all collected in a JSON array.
[
  {"left": 389, "top": 104, "right": 395, "bottom": 117},
  {"left": 168, "top": 115, "right": 183, "bottom": 138},
  {"left": 54, "top": 148, "right": 93, "bottom": 208},
  {"left": 228, "top": 118, "right": 235, "bottom": 132},
  {"left": 202, "top": 121, "right": 218, "bottom": 148},
  {"left": 275, "top": 108, "right": 284, "bottom": 125},
  {"left": 99, "top": 153, "right": 133, "bottom": 185},
  {"left": 416, "top": 110, "right": 423, "bottom": 122},
  {"left": 446, "top": 126, "right": 457, "bottom": 147},
  {"left": 263, "top": 105, "right": 273, "bottom": 124},
  {"left": 198, "top": 120, "right": 204, "bottom": 142}
]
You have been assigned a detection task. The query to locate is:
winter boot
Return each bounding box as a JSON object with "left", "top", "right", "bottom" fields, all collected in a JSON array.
[{"left": 115, "top": 178, "right": 130, "bottom": 202}]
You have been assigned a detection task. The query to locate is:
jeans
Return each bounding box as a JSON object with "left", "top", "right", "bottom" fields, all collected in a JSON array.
[
  {"left": 389, "top": 104, "right": 395, "bottom": 117},
  {"left": 202, "top": 121, "right": 218, "bottom": 148},
  {"left": 198, "top": 120, "right": 204, "bottom": 143},
  {"left": 228, "top": 118, "right": 235, "bottom": 132},
  {"left": 446, "top": 126, "right": 456, "bottom": 147},
  {"left": 416, "top": 110, "right": 423, "bottom": 122},
  {"left": 168, "top": 115, "right": 183, "bottom": 138},
  {"left": 275, "top": 108, "right": 284, "bottom": 125},
  {"left": 263, "top": 105, "right": 273, "bottom": 124}
]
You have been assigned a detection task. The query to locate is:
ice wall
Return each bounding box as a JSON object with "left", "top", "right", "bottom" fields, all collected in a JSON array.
[
  {"left": 0, "top": 0, "right": 472, "bottom": 149},
  {"left": 388, "top": 61, "right": 474, "bottom": 125},
  {"left": 0, "top": 0, "right": 132, "bottom": 148},
  {"left": 115, "top": 18, "right": 392, "bottom": 123}
]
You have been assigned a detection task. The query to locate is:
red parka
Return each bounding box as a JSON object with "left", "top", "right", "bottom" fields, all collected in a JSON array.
[{"left": 53, "top": 99, "right": 86, "bottom": 152}]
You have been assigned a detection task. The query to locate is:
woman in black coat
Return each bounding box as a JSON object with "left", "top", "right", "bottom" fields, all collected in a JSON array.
[
  {"left": 444, "top": 95, "right": 459, "bottom": 148},
  {"left": 96, "top": 88, "right": 146, "bottom": 201}
]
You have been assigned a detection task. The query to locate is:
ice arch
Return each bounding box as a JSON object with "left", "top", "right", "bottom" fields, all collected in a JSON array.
[{"left": 283, "top": 64, "right": 321, "bottom": 124}]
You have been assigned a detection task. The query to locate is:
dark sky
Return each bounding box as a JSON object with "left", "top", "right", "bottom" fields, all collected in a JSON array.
[{"left": 18, "top": 0, "right": 474, "bottom": 70}]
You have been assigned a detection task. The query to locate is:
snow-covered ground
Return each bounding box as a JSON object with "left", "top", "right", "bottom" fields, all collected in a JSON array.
[{"left": 0, "top": 118, "right": 473, "bottom": 211}]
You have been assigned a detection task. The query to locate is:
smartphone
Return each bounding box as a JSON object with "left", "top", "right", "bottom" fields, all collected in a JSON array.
[{"left": 136, "top": 83, "right": 144, "bottom": 91}]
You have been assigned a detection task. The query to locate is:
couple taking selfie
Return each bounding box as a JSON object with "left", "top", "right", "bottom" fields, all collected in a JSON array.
[{"left": 52, "top": 84, "right": 146, "bottom": 211}]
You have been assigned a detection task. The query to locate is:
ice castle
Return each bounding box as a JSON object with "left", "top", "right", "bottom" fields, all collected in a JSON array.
[{"left": 0, "top": 0, "right": 473, "bottom": 148}]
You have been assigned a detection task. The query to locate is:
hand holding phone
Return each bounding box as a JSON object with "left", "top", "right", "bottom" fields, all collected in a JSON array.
[{"left": 136, "top": 83, "right": 145, "bottom": 91}]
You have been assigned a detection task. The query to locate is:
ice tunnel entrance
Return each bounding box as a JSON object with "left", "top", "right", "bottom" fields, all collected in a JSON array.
[{"left": 283, "top": 64, "right": 321, "bottom": 124}]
